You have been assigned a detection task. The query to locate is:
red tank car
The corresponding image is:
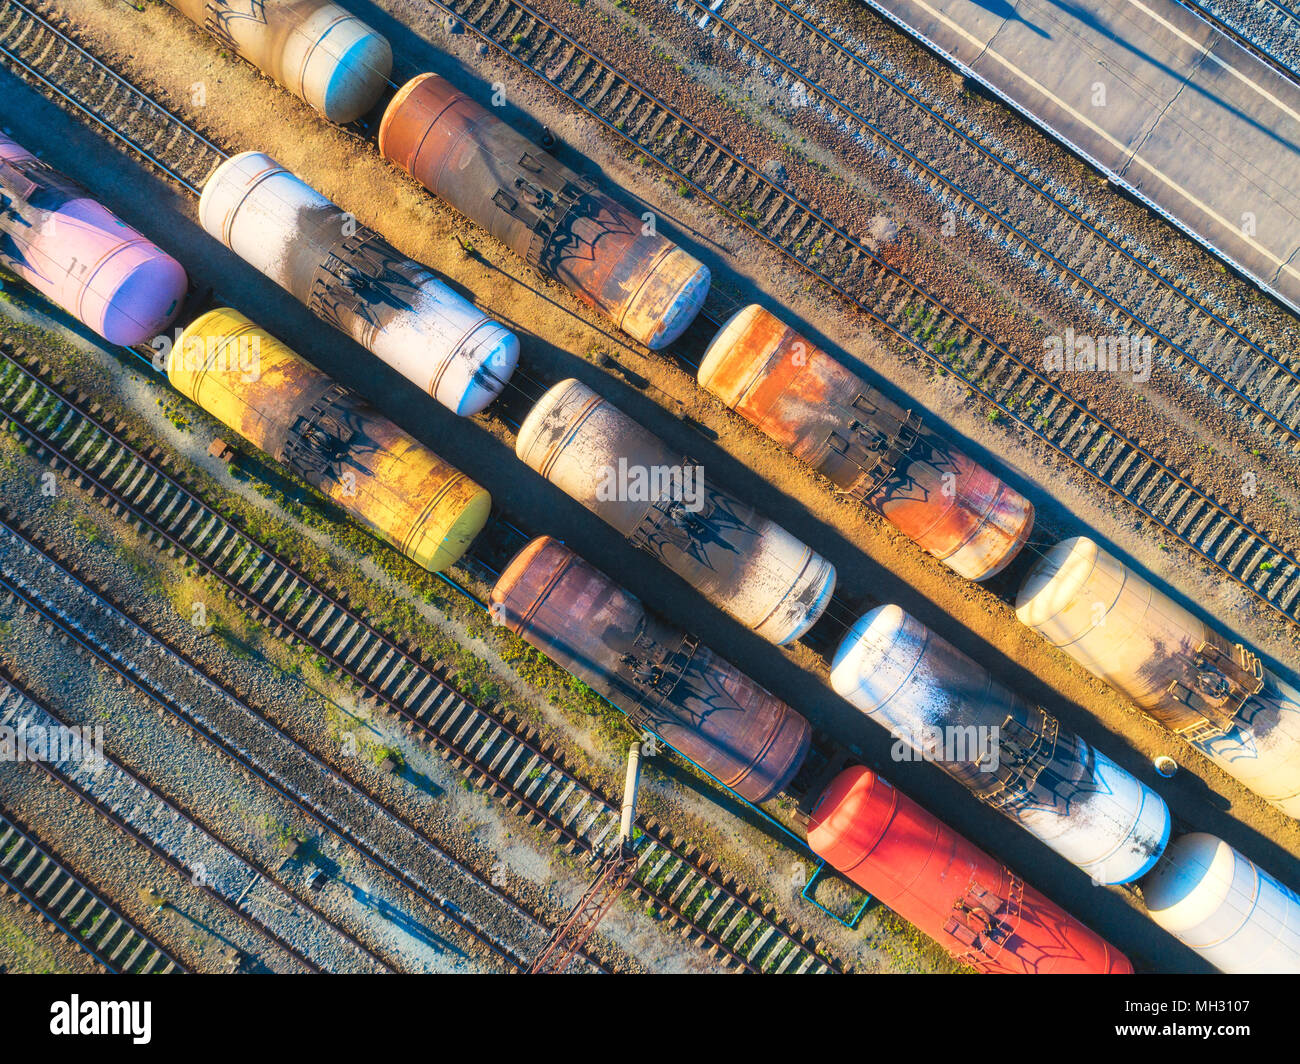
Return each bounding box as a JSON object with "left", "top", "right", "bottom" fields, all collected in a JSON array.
[
  {"left": 808, "top": 766, "right": 1132, "bottom": 974},
  {"left": 490, "top": 536, "right": 810, "bottom": 803},
  {"left": 699, "top": 305, "right": 1033, "bottom": 581}
]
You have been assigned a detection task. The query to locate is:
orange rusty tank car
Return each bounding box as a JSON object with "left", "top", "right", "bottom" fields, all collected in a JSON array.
[{"left": 699, "top": 305, "right": 1033, "bottom": 580}]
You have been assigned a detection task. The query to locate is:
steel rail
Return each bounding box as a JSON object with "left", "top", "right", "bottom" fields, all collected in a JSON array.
[
  {"left": 0, "top": 806, "right": 187, "bottom": 973},
  {"left": 0, "top": 511, "right": 590, "bottom": 973},
  {"left": 0, "top": 663, "right": 325, "bottom": 973},
  {"left": 421, "top": 0, "right": 1300, "bottom": 625}
]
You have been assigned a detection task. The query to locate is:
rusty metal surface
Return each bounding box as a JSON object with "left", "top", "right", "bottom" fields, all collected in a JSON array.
[
  {"left": 170, "top": 308, "right": 489, "bottom": 572},
  {"left": 1017, "top": 537, "right": 1300, "bottom": 815},
  {"left": 379, "top": 73, "right": 709, "bottom": 349},
  {"left": 489, "top": 536, "right": 811, "bottom": 802},
  {"left": 699, "top": 306, "right": 1033, "bottom": 580},
  {"left": 515, "top": 378, "right": 835, "bottom": 644}
]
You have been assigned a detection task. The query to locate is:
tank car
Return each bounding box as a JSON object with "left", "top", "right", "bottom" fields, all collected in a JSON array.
[
  {"left": 164, "top": 0, "right": 391, "bottom": 124},
  {"left": 1142, "top": 833, "right": 1300, "bottom": 973},
  {"left": 489, "top": 536, "right": 811, "bottom": 803},
  {"left": 830, "top": 604, "right": 1170, "bottom": 884},
  {"left": 515, "top": 378, "right": 836, "bottom": 645},
  {"left": 808, "top": 765, "right": 1133, "bottom": 973},
  {"left": 698, "top": 305, "right": 1033, "bottom": 581},
  {"left": 378, "top": 73, "right": 710, "bottom": 350},
  {"left": 1016, "top": 537, "right": 1300, "bottom": 817},
  {"left": 0, "top": 132, "right": 187, "bottom": 345},
  {"left": 170, "top": 307, "right": 490, "bottom": 572},
  {"left": 199, "top": 151, "right": 518, "bottom": 416}
]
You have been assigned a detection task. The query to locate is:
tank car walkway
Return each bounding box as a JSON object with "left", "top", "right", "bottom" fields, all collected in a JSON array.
[{"left": 862, "top": 0, "right": 1300, "bottom": 313}]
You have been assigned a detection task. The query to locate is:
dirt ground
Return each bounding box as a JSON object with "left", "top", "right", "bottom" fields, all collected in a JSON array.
[{"left": 2, "top": 0, "right": 1297, "bottom": 972}]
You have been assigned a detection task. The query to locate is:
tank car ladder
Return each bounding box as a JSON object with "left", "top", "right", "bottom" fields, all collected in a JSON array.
[{"left": 825, "top": 396, "right": 923, "bottom": 502}]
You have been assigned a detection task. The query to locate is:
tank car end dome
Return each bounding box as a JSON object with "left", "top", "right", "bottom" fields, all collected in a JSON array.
[
  {"left": 806, "top": 764, "right": 882, "bottom": 874},
  {"left": 697, "top": 304, "right": 770, "bottom": 406},
  {"left": 376, "top": 73, "right": 430, "bottom": 159},
  {"left": 96, "top": 242, "right": 188, "bottom": 346},
  {"left": 489, "top": 535, "right": 564, "bottom": 635},
  {"left": 628, "top": 252, "right": 710, "bottom": 350},
  {"left": 197, "top": 151, "right": 280, "bottom": 245},
  {"left": 447, "top": 320, "right": 520, "bottom": 416},
  {"left": 1142, "top": 833, "right": 1300, "bottom": 974},
  {"left": 171, "top": 0, "right": 392, "bottom": 125},
  {"left": 761, "top": 554, "right": 835, "bottom": 646},
  {"left": 314, "top": 25, "right": 393, "bottom": 125},
  {"left": 828, "top": 604, "right": 918, "bottom": 712},
  {"left": 1014, "top": 535, "right": 1106, "bottom": 637},
  {"left": 514, "top": 378, "right": 590, "bottom": 468},
  {"left": 405, "top": 481, "right": 492, "bottom": 572}
]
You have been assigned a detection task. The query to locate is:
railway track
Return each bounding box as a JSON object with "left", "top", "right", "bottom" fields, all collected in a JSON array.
[
  {"left": 0, "top": 0, "right": 222, "bottom": 193},
  {"left": 0, "top": 807, "right": 186, "bottom": 974},
  {"left": 0, "top": 345, "right": 843, "bottom": 974},
  {"left": 0, "top": 664, "right": 338, "bottom": 973},
  {"left": 1175, "top": 0, "right": 1300, "bottom": 86},
  {"left": 0, "top": 512, "right": 599, "bottom": 974},
  {"left": 677, "top": 0, "right": 1300, "bottom": 450},
  {"left": 3, "top": 0, "right": 1295, "bottom": 624}
]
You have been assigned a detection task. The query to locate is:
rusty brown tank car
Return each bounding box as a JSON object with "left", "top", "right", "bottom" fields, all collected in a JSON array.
[
  {"left": 490, "top": 536, "right": 811, "bottom": 803},
  {"left": 699, "top": 305, "right": 1034, "bottom": 581},
  {"left": 379, "top": 73, "right": 710, "bottom": 349}
]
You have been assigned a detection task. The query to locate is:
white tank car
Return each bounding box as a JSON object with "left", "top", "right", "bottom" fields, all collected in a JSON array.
[
  {"left": 1017, "top": 537, "right": 1300, "bottom": 817},
  {"left": 200, "top": 152, "right": 518, "bottom": 416},
  {"left": 165, "top": 0, "right": 392, "bottom": 124},
  {"left": 1142, "top": 833, "right": 1300, "bottom": 973},
  {"left": 830, "top": 604, "right": 1170, "bottom": 884},
  {"left": 515, "top": 378, "right": 836, "bottom": 645}
]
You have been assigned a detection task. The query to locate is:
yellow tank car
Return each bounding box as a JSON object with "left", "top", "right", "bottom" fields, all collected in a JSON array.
[{"left": 169, "top": 308, "right": 489, "bottom": 572}]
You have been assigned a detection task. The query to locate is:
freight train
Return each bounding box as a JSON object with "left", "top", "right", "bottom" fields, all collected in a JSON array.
[
  {"left": 0, "top": 132, "right": 187, "bottom": 345},
  {"left": 147, "top": 0, "right": 1300, "bottom": 823},
  {"left": 15, "top": 6, "right": 1300, "bottom": 973},
  {"left": 198, "top": 151, "right": 519, "bottom": 416},
  {"left": 489, "top": 536, "right": 1300, "bottom": 973},
  {"left": 514, "top": 378, "right": 836, "bottom": 645},
  {"left": 700, "top": 305, "right": 1034, "bottom": 581},
  {"left": 830, "top": 604, "right": 1171, "bottom": 886},
  {"left": 1018, "top": 537, "right": 1300, "bottom": 817},
  {"left": 808, "top": 765, "right": 1134, "bottom": 974},
  {"left": 698, "top": 304, "right": 1300, "bottom": 817},
  {"left": 378, "top": 73, "right": 712, "bottom": 351}
]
